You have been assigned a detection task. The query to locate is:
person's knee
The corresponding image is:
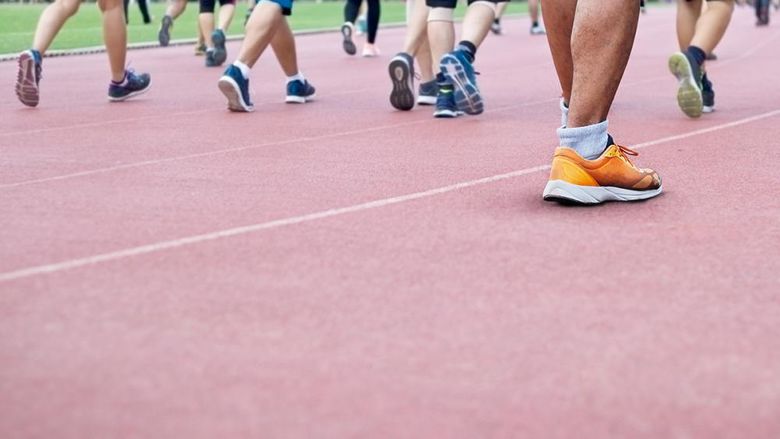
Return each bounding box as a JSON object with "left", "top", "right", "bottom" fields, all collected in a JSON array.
[
  {"left": 57, "top": 0, "right": 82, "bottom": 17},
  {"left": 97, "top": 0, "right": 123, "bottom": 12}
]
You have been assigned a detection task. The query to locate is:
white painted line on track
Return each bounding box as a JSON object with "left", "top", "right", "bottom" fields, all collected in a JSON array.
[{"left": 1, "top": 108, "right": 779, "bottom": 283}]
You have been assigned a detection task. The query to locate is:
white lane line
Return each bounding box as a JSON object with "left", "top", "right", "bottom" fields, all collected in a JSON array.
[{"left": 1, "top": 108, "right": 778, "bottom": 283}]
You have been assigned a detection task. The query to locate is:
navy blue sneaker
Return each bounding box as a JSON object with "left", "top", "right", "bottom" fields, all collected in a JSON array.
[
  {"left": 286, "top": 79, "right": 316, "bottom": 104},
  {"left": 218, "top": 64, "right": 253, "bottom": 112},
  {"left": 158, "top": 15, "right": 173, "bottom": 47},
  {"left": 16, "top": 49, "right": 42, "bottom": 107},
  {"left": 388, "top": 52, "right": 415, "bottom": 111},
  {"left": 702, "top": 72, "right": 715, "bottom": 113},
  {"left": 440, "top": 49, "right": 483, "bottom": 115},
  {"left": 108, "top": 69, "right": 151, "bottom": 102},
  {"left": 668, "top": 50, "right": 703, "bottom": 118},
  {"left": 205, "top": 49, "right": 219, "bottom": 67},
  {"left": 417, "top": 79, "right": 438, "bottom": 106},
  {"left": 211, "top": 29, "right": 227, "bottom": 66}
]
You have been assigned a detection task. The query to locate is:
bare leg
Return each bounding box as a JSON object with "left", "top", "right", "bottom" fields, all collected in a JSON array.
[
  {"left": 529, "top": 0, "right": 540, "bottom": 23},
  {"left": 200, "top": 13, "right": 216, "bottom": 46},
  {"left": 165, "top": 0, "right": 187, "bottom": 18},
  {"left": 404, "top": 0, "right": 434, "bottom": 81},
  {"left": 32, "top": 0, "right": 81, "bottom": 53},
  {"left": 427, "top": 13, "right": 455, "bottom": 68},
  {"left": 417, "top": 38, "right": 435, "bottom": 82},
  {"left": 495, "top": 1, "right": 508, "bottom": 19},
  {"left": 269, "top": 17, "right": 299, "bottom": 76},
  {"left": 459, "top": 3, "right": 496, "bottom": 47},
  {"left": 544, "top": 0, "right": 638, "bottom": 127},
  {"left": 98, "top": 0, "right": 128, "bottom": 82},
  {"left": 688, "top": 0, "right": 734, "bottom": 53},
  {"left": 218, "top": 4, "right": 236, "bottom": 30},
  {"left": 676, "top": 0, "right": 702, "bottom": 49},
  {"left": 236, "top": 1, "right": 283, "bottom": 67}
]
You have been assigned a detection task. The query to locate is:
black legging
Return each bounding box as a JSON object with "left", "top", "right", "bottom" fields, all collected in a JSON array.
[
  {"left": 123, "top": 0, "right": 151, "bottom": 24},
  {"left": 344, "top": 0, "right": 380, "bottom": 44}
]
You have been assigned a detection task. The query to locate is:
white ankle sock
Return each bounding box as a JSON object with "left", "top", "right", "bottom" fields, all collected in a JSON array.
[
  {"left": 286, "top": 72, "right": 305, "bottom": 84},
  {"left": 233, "top": 61, "right": 250, "bottom": 79},
  {"left": 560, "top": 98, "right": 569, "bottom": 128},
  {"left": 557, "top": 120, "right": 609, "bottom": 160}
]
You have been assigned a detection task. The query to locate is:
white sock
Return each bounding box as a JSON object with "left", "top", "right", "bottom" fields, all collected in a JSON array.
[
  {"left": 557, "top": 120, "right": 609, "bottom": 160},
  {"left": 233, "top": 61, "right": 251, "bottom": 79},
  {"left": 286, "top": 72, "right": 305, "bottom": 84},
  {"left": 560, "top": 98, "right": 569, "bottom": 128}
]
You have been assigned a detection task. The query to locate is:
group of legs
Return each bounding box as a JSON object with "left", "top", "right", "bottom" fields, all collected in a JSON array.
[
  {"left": 25, "top": 0, "right": 758, "bottom": 204},
  {"left": 341, "top": 0, "right": 382, "bottom": 57},
  {"left": 157, "top": 0, "right": 237, "bottom": 67},
  {"left": 491, "top": 0, "right": 545, "bottom": 35}
]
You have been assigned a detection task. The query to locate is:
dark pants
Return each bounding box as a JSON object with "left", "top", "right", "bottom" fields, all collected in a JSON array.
[
  {"left": 344, "top": 0, "right": 380, "bottom": 44},
  {"left": 124, "top": 0, "right": 151, "bottom": 24}
]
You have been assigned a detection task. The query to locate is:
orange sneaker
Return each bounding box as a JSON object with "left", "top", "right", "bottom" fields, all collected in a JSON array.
[{"left": 543, "top": 142, "right": 662, "bottom": 204}]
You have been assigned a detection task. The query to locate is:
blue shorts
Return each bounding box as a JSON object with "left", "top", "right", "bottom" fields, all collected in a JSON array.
[{"left": 261, "top": 0, "right": 292, "bottom": 15}]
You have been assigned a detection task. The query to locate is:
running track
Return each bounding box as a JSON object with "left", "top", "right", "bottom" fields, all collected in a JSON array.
[{"left": 2, "top": 6, "right": 780, "bottom": 438}]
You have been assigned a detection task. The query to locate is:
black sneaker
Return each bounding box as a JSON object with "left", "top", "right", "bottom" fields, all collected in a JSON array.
[
  {"left": 668, "top": 50, "right": 703, "bottom": 118},
  {"left": 388, "top": 52, "right": 415, "bottom": 111},
  {"left": 341, "top": 22, "right": 356, "bottom": 55},
  {"left": 702, "top": 73, "right": 715, "bottom": 113},
  {"left": 15, "top": 49, "right": 42, "bottom": 107},
  {"left": 108, "top": 69, "right": 152, "bottom": 102},
  {"left": 158, "top": 15, "right": 173, "bottom": 47}
]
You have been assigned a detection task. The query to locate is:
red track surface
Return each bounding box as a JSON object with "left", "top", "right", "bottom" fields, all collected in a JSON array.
[{"left": 2, "top": 6, "right": 780, "bottom": 438}]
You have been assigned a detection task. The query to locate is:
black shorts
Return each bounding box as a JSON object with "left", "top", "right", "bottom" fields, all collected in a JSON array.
[
  {"left": 200, "top": 0, "right": 236, "bottom": 14},
  {"left": 426, "top": 0, "right": 507, "bottom": 10}
]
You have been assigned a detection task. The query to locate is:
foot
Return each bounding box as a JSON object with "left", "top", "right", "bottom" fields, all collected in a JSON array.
[
  {"left": 530, "top": 24, "right": 546, "bottom": 35},
  {"left": 15, "top": 49, "right": 42, "bottom": 107},
  {"left": 341, "top": 22, "right": 356, "bottom": 55},
  {"left": 218, "top": 64, "right": 254, "bottom": 112},
  {"left": 108, "top": 69, "right": 152, "bottom": 102},
  {"left": 433, "top": 75, "right": 462, "bottom": 119},
  {"left": 668, "top": 51, "right": 703, "bottom": 118},
  {"left": 702, "top": 73, "right": 715, "bottom": 113},
  {"left": 194, "top": 43, "right": 207, "bottom": 56},
  {"left": 440, "top": 50, "right": 483, "bottom": 115},
  {"left": 205, "top": 49, "right": 219, "bottom": 67},
  {"left": 388, "top": 53, "right": 415, "bottom": 111},
  {"left": 362, "top": 43, "right": 380, "bottom": 57},
  {"left": 543, "top": 142, "right": 662, "bottom": 204},
  {"left": 490, "top": 20, "right": 502, "bottom": 35},
  {"left": 286, "top": 79, "right": 316, "bottom": 104},
  {"left": 211, "top": 29, "right": 227, "bottom": 66},
  {"left": 417, "top": 79, "right": 438, "bottom": 106},
  {"left": 158, "top": 15, "right": 173, "bottom": 47}
]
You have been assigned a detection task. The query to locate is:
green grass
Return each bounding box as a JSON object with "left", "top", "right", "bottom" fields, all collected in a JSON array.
[{"left": 0, "top": 1, "right": 528, "bottom": 55}]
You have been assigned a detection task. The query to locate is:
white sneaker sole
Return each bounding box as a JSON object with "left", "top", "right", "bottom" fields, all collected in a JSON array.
[
  {"left": 285, "top": 93, "right": 316, "bottom": 104},
  {"left": 108, "top": 80, "right": 152, "bottom": 102},
  {"left": 218, "top": 76, "right": 254, "bottom": 112},
  {"left": 543, "top": 180, "right": 663, "bottom": 205}
]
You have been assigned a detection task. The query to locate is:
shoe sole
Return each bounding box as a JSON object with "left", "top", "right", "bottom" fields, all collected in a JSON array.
[
  {"left": 388, "top": 57, "right": 415, "bottom": 111},
  {"left": 158, "top": 17, "right": 172, "bottom": 47},
  {"left": 212, "top": 31, "right": 227, "bottom": 66},
  {"left": 108, "top": 80, "right": 152, "bottom": 102},
  {"left": 218, "top": 76, "right": 254, "bottom": 112},
  {"left": 16, "top": 52, "right": 39, "bottom": 108},
  {"left": 433, "top": 108, "right": 462, "bottom": 118},
  {"left": 417, "top": 95, "right": 436, "bottom": 106},
  {"left": 285, "top": 93, "right": 316, "bottom": 104},
  {"left": 440, "top": 54, "right": 483, "bottom": 115},
  {"left": 543, "top": 180, "right": 663, "bottom": 205},
  {"left": 668, "top": 52, "right": 703, "bottom": 118},
  {"left": 341, "top": 24, "right": 356, "bottom": 56}
]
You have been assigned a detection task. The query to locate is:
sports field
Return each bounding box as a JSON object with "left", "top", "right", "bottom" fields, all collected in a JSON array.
[
  {"left": 2, "top": 4, "right": 780, "bottom": 438},
  {"left": 0, "top": 0, "right": 530, "bottom": 54}
]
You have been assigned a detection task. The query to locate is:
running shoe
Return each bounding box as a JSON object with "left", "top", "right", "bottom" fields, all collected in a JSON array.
[
  {"left": 195, "top": 43, "right": 207, "bottom": 56},
  {"left": 543, "top": 140, "right": 662, "bottom": 204},
  {"left": 440, "top": 49, "right": 483, "bottom": 115},
  {"left": 205, "top": 49, "right": 218, "bottom": 67},
  {"left": 668, "top": 50, "right": 703, "bottom": 118},
  {"left": 15, "top": 49, "right": 42, "bottom": 107},
  {"left": 341, "top": 22, "right": 357, "bottom": 55},
  {"left": 706, "top": 52, "right": 717, "bottom": 61},
  {"left": 388, "top": 52, "right": 415, "bottom": 111},
  {"left": 218, "top": 64, "right": 254, "bottom": 112},
  {"left": 362, "top": 43, "right": 380, "bottom": 57},
  {"left": 433, "top": 74, "right": 461, "bottom": 118},
  {"left": 417, "top": 79, "right": 438, "bottom": 106},
  {"left": 286, "top": 79, "right": 316, "bottom": 104},
  {"left": 702, "top": 72, "right": 715, "bottom": 113},
  {"left": 108, "top": 69, "right": 152, "bottom": 102},
  {"left": 211, "top": 29, "right": 227, "bottom": 66},
  {"left": 530, "top": 24, "right": 546, "bottom": 35},
  {"left": 490, "top": 19, "right": 502, "bottom": 35},
  {"left": 158, "top": 15, "right": 173, "bottom": 47}
]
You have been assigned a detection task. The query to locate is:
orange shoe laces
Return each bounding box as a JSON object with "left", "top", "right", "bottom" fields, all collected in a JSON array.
[{"left": 613, "top": 144, "right": 640, "bottom": 168}]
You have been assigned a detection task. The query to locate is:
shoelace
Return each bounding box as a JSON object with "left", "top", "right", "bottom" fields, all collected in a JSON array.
[{"left": 614, "top": 144, "right": 641, "bottom": 169}]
